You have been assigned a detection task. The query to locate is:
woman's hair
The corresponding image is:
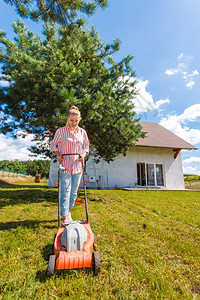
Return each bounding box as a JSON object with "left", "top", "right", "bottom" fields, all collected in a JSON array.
[{"left": 65, "top": 106, "right": 81, "bottom": 126}]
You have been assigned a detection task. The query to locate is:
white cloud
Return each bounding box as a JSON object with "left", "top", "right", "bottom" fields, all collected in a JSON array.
[
  {"left": 186, "top": 81, "right": 195, "bottom": 89},
  {"left": 0, "top": 74, "right": 11, "bottom": 87},
  {"left": 133, "top": 79, "right": 170, "bottom": 114},
  {"left": 178, "top": 53, "right": 184, "bottom": 60},
  {"left": 151, "top": 98, "right": 170, "bottom": 110},
  {"left": 165, "top": 69, "right": 177, "bottom": 76},
  {"left": 0, "top": 80, "right": 10, "bottom": 87},
  {"left": 0, "top": 132, "right": 48, "bottom": 161},
  {"left": 182, "top": 157, "right": 200, "bottom": 175},
  {"left": 187, "top": 70, "right": 199, "bottom": 77},
  {"left": 165, "top": 62, "right": 185, "bottom": 77},
  {"left": 183, "top": 156, "right": 200, "bottom": 165},
  {"left": 176, "top": 104, "right": 200, "bottom": 123},
  {"left": 160, "top": 103, "right": 200, "bottom": 175},
  {"left": 182, "top": 165, "right": 200, "bottom": 176},
  {"left": 160, "top": 104, "right": 200, "bottom": 145},
  {"left": 165, "top": 54, "right": 199, "bottom": 89}
]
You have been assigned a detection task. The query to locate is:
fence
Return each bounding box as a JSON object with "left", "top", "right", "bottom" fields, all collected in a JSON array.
[{"left": 0, "top": 168, "right": 26, "bottom": 178}]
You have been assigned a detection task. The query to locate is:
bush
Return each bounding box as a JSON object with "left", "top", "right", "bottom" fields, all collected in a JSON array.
[
  {"left": 0, "top": 160, "right": 50, "bottom": 178},
  {"left": 184, "top": 175, "right": 200, "bottom": 182}
]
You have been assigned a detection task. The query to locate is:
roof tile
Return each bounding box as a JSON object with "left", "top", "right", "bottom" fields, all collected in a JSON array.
[{"left": 136, "top": 121, "right": 197, "bottom": 150}]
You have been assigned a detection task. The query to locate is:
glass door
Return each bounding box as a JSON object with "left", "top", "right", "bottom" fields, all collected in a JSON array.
[
  {"left": 146, "top": 164, "right": 155, "bottom": 186},
  {"left": 156, "top": 164, "right": 164, "bottom": 186},
  {"left": 137, "top": 163, "right": 146, "bottom": 186},
  {"left": 137, "top": 163, "right": 164, "bottom": 187}
]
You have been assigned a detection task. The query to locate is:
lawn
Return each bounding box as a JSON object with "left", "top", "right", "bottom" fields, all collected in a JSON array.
[{"left": 0, "top": 180, "right": 200, "bottom": 299}]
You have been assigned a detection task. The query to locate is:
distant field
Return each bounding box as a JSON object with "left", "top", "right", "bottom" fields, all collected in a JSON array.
[
  {"left": 0, "top": 179, "right": 199, "bottom": 299},
  {"left": 0, "top": 176, "right": 48, "bottom": 186},
  {"left": 185, "top": 180, "right": 200, "bottom": 190}
]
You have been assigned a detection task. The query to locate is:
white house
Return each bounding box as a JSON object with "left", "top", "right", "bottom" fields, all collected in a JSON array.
[{"left": 48, "top": 121, "right": 197, "bottom": 190}]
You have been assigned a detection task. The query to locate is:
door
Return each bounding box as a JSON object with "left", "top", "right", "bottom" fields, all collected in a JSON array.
[
  {"left": 146, "top": 163, "right": 155, "bottom": 186},
  {"left": 156, "top": 164, "right": 164, "bottom": 186},
  {"left": 137, "top": 163, "right": 164, "bottom": 187},
  {"left": 137, "top": 163, "right": 146, "bottom": 186}
]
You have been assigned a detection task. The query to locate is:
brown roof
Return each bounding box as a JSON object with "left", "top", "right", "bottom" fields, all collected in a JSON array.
[{"left": 136, "top": 121, "right": 197, "bottom": 150}]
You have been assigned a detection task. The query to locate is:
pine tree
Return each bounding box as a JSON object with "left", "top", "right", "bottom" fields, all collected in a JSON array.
[
  {"left": 0, "top": 20, "right": 144, "bottom": 162},
  {"left": 3, "top": 0, "right": 108, "bottom": 25}
]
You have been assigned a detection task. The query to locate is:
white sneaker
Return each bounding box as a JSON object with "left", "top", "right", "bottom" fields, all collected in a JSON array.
[
  {"left": 62, "top": 213, "right": 73, "bottom": 226},
  {"left": 68, "top": 212, "right": 73, "bottom": 222},
  {"left": 62, "top": 220, "right": 69, "bottom": 226}
]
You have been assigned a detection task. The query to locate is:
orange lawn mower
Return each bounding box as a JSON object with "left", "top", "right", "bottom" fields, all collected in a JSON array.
[{"left": 47, "top": 153, "right": 100, "bottom": 277}]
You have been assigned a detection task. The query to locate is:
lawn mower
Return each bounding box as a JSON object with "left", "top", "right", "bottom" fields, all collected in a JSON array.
[{"left": 47, "top": 153, "right": 100, "bottom": 277}]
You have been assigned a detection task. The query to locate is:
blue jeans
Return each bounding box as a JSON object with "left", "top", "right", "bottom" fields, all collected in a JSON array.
[{"left": 60, "top": 172, "right": 82, "bottom": 217}]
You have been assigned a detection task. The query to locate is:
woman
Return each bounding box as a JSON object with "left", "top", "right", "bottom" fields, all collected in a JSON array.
[{"left": 50, "top": 106, "right": 89, "bottom": 224}]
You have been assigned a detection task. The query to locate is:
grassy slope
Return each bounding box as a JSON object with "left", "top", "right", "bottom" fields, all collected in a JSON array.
[{"left": 0, "top": 182, "right": 199, "bottom": 299}]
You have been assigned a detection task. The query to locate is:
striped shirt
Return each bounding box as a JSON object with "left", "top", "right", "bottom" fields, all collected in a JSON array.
[{"left": 50, "top": 126, "right": 89, "bottom": 174}]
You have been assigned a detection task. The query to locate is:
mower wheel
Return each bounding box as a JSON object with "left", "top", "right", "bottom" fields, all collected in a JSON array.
[
  {"left": 47, "top": 255, "right": 56, "bottom": 278},
  {"left": 92, "top": 251, "right": 100, "bottom": 276}
]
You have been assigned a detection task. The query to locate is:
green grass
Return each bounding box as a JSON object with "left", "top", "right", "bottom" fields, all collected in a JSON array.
[{"left": 0, "top": 180, "right": 200, "bottom": 299}]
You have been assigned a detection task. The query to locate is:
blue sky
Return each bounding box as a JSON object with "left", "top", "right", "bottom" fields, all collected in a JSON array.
[{"left": 0, "top": 0, "right": 200, "bottom": 174}]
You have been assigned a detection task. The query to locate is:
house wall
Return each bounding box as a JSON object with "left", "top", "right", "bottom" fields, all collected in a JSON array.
[
  {"left": 86, "top": 146, "right": 185, "bottom": 190},
  {"left": 48, "top": 159, "right": 58, "bottom": 187},
  {"left": 48, "top": 146, "right": 185, "bottom": 190}
]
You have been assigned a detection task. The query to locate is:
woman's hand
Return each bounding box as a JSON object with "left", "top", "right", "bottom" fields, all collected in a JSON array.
[
  {"left": 79, "top": 152, "right": 87, "bottom": 162},
  {"left": 53, "top": 151, "right": 63, "bottom": 164},
  {"left": 58, "top": 156, "right": 63, "bottom": 164}
]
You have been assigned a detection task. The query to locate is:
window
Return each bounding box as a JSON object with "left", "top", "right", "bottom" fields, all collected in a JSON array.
[{"left": 137, "top": 163, "right": 164, "bottom": 187}]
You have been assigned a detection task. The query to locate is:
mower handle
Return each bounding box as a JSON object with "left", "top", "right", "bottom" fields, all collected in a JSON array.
[
  {"left": 58, "top": 153, "right": 83, "bottom": 169},
  {"left": 58, "top": 153, "right": 84, "bottom": 171},
  {"left": 61, "top": 153, "right": 81, "bottom": 159}
]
